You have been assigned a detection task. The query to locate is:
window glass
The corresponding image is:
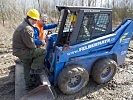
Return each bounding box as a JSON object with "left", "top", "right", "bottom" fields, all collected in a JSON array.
[
  {"left": 63, "top": 12, "right": 77, "bottom": 32},
  {"left": 77, "top": 13, "right": 110, "bottom": 43}
]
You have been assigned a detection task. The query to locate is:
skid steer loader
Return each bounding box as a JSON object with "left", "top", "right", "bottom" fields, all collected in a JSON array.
[{"left": 16, "top": 6, "right": 133, "bottom": 100}]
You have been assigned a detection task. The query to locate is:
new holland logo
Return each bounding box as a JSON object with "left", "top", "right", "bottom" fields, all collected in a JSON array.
[{"left": 120, "top": 32, "right": 128, "bottom": 43}]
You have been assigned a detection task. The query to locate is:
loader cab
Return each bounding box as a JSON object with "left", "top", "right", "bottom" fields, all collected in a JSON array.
[{"left": 56, "top": 6, "right": 112, "bottom": 46}]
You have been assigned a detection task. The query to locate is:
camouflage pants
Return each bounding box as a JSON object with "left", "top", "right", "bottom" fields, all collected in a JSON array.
[{"left": 18, "top": 48, "right": 45, "bottom": 87}]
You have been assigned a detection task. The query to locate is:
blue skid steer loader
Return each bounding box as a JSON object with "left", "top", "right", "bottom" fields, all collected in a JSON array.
[{"left": 17, "top": 6, "right": 133, "bottom": 100}]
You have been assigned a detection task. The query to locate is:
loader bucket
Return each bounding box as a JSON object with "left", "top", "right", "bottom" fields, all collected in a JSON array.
[
  {"left": 15, "top": 62, "right": 55, "bottom": 100},
  {"left": 20, "top": 85, "right": 55, "bottom": 100},
  {"left": 20, "top": 71, "right": 55, "bottom": 100}
]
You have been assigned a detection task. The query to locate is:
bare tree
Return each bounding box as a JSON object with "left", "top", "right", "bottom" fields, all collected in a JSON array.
[
  {"left": 81, "top": 0, "right": 84, "bottom": 6},
  {"left": 0, "top": 0, "right": 5, "bottom": 26},
  {"left": 87, "top": 0, "right": 96, "bottom": 7}
]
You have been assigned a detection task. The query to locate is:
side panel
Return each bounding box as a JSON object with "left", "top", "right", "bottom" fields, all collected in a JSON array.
[
  {"left": 58, "top": 33, "right": 116, "bottom": 63},
  {"left": 65, "top": 50, "right": 114, "bottom": 74},
  {"left": 45, "top": 33, "right": 58, "bottom": 66}
]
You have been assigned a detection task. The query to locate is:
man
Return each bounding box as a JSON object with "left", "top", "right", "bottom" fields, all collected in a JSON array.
[
  {"left": 34, "top": 14, "right": 57, "bottom": 48},
  {"left": 13, "top": 9, "right": 45, "bottom": 90}
]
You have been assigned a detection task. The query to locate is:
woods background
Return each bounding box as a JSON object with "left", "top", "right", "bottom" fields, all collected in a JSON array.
[{"left": 0, "top": 0, "right": 133, "bottom": 27}]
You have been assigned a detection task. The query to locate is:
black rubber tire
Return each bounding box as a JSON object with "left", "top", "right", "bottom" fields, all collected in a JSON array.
[
  {"left": 58, "top": 64, "right": 89, "bottom": 94},
  {"left": 92, "top": 59, "right": 117, "bottom": 84}
]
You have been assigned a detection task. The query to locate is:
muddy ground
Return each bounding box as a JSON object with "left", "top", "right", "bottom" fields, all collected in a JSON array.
[{"left": 0, "top": 24, "right": 133, "bottom": 100}]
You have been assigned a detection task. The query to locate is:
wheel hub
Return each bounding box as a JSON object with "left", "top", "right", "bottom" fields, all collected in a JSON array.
[
  {"left": 101, "top": 67, "right": 111, "bottom": 78},
  {"left": 68, "top": 75, "right": 81, "bottom": 88}
]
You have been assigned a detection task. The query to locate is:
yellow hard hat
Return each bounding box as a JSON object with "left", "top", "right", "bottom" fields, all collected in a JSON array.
[{"left": 27, "top": 9, "right": 40, "bottom": 20}]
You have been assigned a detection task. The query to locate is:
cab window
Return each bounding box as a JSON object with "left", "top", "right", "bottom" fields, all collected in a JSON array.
[{"left": 77, "top": 13, "right": 110, "bottom": 43}]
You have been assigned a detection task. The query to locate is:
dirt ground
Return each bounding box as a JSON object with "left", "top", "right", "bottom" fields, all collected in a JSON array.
[{"left": 0, "top": 24, "right": 133, "bottom": 100}]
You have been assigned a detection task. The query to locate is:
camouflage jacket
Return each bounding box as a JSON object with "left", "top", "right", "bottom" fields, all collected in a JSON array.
[{"left": 12, "top": 18, "right": 36, "bottom": 57}]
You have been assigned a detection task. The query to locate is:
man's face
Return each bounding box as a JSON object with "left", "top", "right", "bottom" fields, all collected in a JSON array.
[
  {"left": 40, "top": 17, "right": 47, "bottom": 26},
  {"left": 29, "top": 18, "right": 37, "bottom": 27}
]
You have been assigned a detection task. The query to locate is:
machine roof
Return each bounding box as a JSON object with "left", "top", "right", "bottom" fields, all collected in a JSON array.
[{"left": 56, "top": 6, "right": 112, "bottom": 12}]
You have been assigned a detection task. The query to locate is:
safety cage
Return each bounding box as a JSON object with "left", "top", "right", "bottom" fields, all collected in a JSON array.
[{"left": 56, "top": 6, "right": 112, "bottom": 46}]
